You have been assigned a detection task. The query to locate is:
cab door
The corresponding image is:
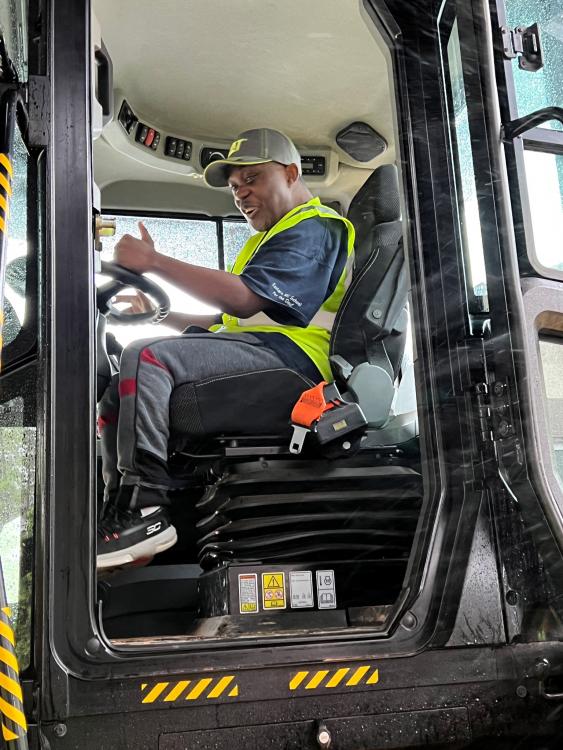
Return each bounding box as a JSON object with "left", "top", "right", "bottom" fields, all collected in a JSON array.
[
  {"left": 489, "top": 0, "right": 563, "bottom": 556},
  {"left": 433, "top": 0, "right": 563, "bottom": 655},
  {"left": 464, "top": 0, "right": 563, "bottom": 648},
  {"left": 492, "top": 0, "right": 563, "bottom": 502}
]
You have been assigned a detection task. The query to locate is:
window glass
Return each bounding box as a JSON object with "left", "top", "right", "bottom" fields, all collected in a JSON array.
[
  {"left": 523, "top": 150, "right": 563, "bottom": 273},
  {"left": 99, "top": 215, "right": 220, "bottom": 345},
  {"left": 2, "top": 126, "right": 28, "bottom": 349},
  {"left": 0, "top": 373, "right": 36, "bottom": 670},
  {"left": 539, "top": 337, "right": 563, "bottom": 488},
  {"left": 505, "top": 0, "right": 563, "bottom": 132},
  {"left": 223, "top": 219, "right": 254, "bottom": 271},
  {"left": 100, "top": 215, "right": 219, "bottom": 268},
  {"left": 443, "top": 17, "right": 489, "bottom": 311},
  {"left": 0, "top": 0, "right": 28, "bottom": 82}
]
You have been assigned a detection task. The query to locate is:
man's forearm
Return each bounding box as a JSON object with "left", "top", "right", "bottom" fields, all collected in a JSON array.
[
  {"left": 164, "top": 311, "right": 220, "bottom": 332},
  {"left": 151, "top": 253, "right": 263, "bottom": 318}
]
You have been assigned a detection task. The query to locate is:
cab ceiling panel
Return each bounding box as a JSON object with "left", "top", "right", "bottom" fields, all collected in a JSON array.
[{"left": 92, "top": 0, "right": 393, "bottom": 150}]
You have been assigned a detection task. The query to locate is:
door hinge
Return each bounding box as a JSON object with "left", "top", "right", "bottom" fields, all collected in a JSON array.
[
  {"left": 501, "top": 23, "right": 543, "bottom": 72},
  {"left": 474, "top": 380, "right": 515, "bottom": 447},
  {"left": 474, "top": 382, "right": 494, "bottom": 448}
]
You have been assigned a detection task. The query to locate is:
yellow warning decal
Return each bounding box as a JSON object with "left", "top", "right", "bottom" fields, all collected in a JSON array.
[
  {"left": 141, "top": 675, "right": 239, "bottom": 704},
  {"left": 262, "top": 572, "right": 286, "bottom": 609},
  {"left": 289, "top": 665, "right": 379, "bottom": 691},
  {"left": 238, "top": 573, "right": 258, "bottom": 613}
]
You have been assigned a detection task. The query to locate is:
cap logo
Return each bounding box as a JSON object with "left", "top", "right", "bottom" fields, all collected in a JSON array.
[{"left": 228, "top": 138, "right": 247, "bottom": 157}]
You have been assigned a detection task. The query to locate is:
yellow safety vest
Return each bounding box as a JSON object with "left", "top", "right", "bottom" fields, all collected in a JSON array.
[{"left": 211, "top": 197, "right": 355, "bottom": 382}]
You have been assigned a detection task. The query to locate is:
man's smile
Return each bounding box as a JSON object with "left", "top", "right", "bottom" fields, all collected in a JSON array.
[{"left": 241, "top": 205, "right": 260, "bottom": 220}]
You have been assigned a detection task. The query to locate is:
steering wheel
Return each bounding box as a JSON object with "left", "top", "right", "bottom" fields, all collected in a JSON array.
[{"left": 97, "top": 260, "right": 170, "bottom": 324}]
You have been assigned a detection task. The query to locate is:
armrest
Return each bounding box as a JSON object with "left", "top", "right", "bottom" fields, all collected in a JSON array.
[{"left": 346, "top": 363, "right": 395, "bottom": 428}]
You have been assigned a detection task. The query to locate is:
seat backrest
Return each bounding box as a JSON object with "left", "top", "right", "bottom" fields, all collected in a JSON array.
[
  {"left": 329, "top": 164, "right": 409, "bottom": 428},
  {"left": 330, "top": 164, "right": 408, "bottom": 382}
]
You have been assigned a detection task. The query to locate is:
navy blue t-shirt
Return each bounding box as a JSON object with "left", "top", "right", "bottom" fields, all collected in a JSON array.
[{"left": 237, "top": 214, "right": 348, "bottom": 382}]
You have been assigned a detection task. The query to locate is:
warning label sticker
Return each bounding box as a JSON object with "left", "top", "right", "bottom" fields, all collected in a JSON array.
[
  {"left": 262, "top": 572, "right": 286, "bottom": 609},
  {"left": 289, "top": 571, "right": 314, "bottom": 608},
  {"left": 238, "top": 573, "right": 259, "bottom": 614},
  {"left": 316, "top": 570, "right": 337, "bottom": 609}
]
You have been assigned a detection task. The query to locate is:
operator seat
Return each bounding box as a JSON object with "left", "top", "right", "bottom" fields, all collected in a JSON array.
[{"left": 168, "top": 163, "right": 411, "bottom": 451}]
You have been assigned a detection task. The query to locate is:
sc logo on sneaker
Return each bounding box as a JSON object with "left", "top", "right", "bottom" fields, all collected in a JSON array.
[{"left": 146, "top": 522, "right": 162, "bottom": 536}]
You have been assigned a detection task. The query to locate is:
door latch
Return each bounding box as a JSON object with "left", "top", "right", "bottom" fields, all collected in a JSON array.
[{"left": 501, "top": 23, "right": 543, "bottom": 72}]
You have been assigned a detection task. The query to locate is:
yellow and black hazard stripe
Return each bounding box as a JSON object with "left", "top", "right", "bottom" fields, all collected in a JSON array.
[
  {"left": 0, "top": 607, "right": 27, "bottom": 742},
  {"left": 289, "top": 664, "right": 379, "bottom": 692},
  {"left": 141, "top": 674, "right": 239, "bottom": 704},
  {"left": 0, "top": 152, "right": 12, "bottom": 236},
  {"left": 0, "top": 151, "right": 13, "bottom": 371}
]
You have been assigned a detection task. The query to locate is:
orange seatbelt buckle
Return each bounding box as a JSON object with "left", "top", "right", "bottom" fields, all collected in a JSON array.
[
  {"left": 290, "top": 381, "right": 349, "bottom": 454},
  {"left": 290, "top": 381, "right": 336, "bottom": 428}
]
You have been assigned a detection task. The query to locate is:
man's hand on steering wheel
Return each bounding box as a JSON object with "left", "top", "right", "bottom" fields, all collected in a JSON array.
[
  {"left": 112, "top": 290, "right": 154, "bottom": 315},
  {"left": 96, "top": 221, "right": 170, "bottom": 325}
]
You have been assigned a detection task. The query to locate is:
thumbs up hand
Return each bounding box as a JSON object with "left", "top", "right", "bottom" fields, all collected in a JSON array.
[{"left": 114, "top": 221, "right": 157, "bottom": 273}]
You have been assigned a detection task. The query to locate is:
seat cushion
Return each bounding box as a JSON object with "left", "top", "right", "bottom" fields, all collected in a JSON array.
[{"left": 169, "top": 368, "right": 313, "bottom": 440}]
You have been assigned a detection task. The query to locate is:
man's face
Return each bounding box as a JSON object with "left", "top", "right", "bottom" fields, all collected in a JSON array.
[{"left": 228, "top": 162, "right": 296, "bottom": 232}]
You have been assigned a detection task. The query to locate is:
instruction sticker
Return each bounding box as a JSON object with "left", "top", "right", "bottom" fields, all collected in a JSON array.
[
  {"left": 238, "top": 573, "right": 259, "bottom": 614},
  {"left": 316, "top": 570, "right": 337, "bottom": 609},
  {"left": 262, "top": 572, "right": 286, "bottom": 609},
  {"left": 290, "top": 571, "right": 314, "bottom": 609}
]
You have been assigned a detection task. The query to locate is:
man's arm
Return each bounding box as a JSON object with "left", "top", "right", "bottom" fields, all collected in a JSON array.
[{"left": 113, "top": 222, "right": 265, "bottom": 319}]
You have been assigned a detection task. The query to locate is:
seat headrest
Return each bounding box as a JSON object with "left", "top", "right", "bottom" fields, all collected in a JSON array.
[{"left": 348, "top": 163, "right": 400, "bottom": 228}]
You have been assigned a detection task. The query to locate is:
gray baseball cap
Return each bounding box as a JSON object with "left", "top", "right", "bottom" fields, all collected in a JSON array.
[{"left": 203, "top": 128, "right": 302, "bottom": 188}]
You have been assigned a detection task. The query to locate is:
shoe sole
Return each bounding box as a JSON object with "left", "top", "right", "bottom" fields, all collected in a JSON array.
[{"left": 97, "top": 525, "right": 178, "bottom": 570}]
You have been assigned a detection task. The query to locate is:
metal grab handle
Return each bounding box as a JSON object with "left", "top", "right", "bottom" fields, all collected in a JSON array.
[
  {"left": 539, "top": 679, "right": 563, "bottom": 701},
  {"left": 502, "top": 106, "right": 563, "bottom": 141},
  {"left": 94, "top": 40, "right": 113, "bottom": 120}
]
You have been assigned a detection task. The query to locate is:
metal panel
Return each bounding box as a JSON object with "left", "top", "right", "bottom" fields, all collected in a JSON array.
[
  {"left": 446, "top": 494, "right": 505, "bottom": 646},
  {"left": 45, "top": 0, "right": 98, "bottom": 716},
  {"left": 159, "top": 708, "right": 471, "bottom": 750}
]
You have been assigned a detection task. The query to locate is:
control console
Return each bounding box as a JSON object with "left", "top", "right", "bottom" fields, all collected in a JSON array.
[{"left": 111, "top": 97, "right": 335, "bottom": 183}]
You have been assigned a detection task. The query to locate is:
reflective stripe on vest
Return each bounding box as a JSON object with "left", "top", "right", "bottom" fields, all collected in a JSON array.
[{"left": 211, "top": 197, "right": 355, "bottom": 382}]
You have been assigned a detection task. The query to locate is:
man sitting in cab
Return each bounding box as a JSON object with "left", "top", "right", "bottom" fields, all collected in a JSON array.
[{"left": 97, "top": 128, "right": 355, "bottom": 569}]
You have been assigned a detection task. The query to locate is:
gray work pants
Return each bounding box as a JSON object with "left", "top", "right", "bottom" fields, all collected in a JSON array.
[{"left": 98, "top": 331, "right": 286, "bottom": 507}]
